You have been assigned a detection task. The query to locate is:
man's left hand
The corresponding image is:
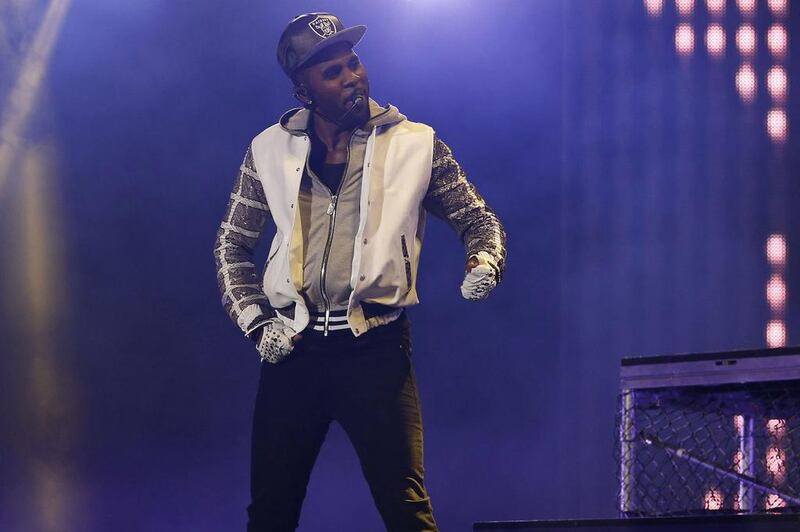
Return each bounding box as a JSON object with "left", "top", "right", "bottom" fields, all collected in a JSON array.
[{"left": 460, "top": 251, "right": 498, "bottom": 301}]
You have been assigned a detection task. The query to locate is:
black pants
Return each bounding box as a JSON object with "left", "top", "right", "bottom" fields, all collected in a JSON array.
[{"left": 247, "top": 315, "right": 438, "bottom": 532}]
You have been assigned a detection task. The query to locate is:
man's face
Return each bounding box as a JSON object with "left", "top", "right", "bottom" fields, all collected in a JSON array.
[{"left": 298, "top": 42, "right": 370, "bottom": 127}]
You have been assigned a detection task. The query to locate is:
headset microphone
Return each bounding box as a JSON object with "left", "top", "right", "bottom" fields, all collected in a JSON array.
[
  {"left": 309, "top": 94, "right": 366, "bottom": 127},
  {"left": 339, "top": 95, "right": 365, "bottom": 124}
]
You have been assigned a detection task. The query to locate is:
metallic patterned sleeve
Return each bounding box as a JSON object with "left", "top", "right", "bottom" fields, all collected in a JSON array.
[
  {"left": 423, "top": 136, "right": 507, "bottom": 281},
  {"left": 213, "top": 146, "right": 275, "bottom": 336}
]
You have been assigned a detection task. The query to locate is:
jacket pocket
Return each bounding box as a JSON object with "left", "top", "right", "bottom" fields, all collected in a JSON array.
[{"left": 400, "top": 234, "right": 412, "bottom": 294}]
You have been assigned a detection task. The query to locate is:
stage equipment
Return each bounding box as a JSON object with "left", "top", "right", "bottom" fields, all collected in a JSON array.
[
  {"left": 616, "top": 346, "right": 800, "bottom": 517},
  {"left": 473, "top": 514, "right": 800, "bottom": 531}
]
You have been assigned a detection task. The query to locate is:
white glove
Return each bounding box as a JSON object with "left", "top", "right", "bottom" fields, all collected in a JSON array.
[
  {"left": 255, "top": 318, "right": 296, "bottom": 364},
  {"left": 460, "top": 251, "right": 498, "bottom": 301}
]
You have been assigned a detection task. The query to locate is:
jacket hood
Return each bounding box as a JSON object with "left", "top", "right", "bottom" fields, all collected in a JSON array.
[{"left": 279, "top": 98, "right": 405, "bottom": 135}]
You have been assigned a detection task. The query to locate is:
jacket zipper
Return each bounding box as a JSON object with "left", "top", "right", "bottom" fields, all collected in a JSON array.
[
  {"left": 318, "top": 132, "right": 356, "bottom": 336},
  {"left": 400, "top": 234, "right": 412, "bottom": 292}
]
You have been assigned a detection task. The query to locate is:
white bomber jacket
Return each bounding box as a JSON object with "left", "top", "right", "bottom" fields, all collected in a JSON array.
[{"left": 214, "top": 100, "right": 506, "bottom": 338}]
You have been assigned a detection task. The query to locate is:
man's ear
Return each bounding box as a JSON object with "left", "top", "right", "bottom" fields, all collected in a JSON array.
[{"left": 293, "top": 84, "right": 313, "bottom": 107}]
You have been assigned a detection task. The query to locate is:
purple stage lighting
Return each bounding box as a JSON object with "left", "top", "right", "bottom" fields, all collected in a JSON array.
[
  {"left": 736, "top": 24, "right": 757, "bottom": 56},
  {"left": 736, "top": 63, "right": 757, "bottom": 102},
  {"left": 675, "top": 23, "right": 696, "bottom": 55},
  {"left": 706, "top": 24, "right": 726, "bottom": 57},
  {"left": 767, "top": 24, "right": 788, "bottom": 58}
]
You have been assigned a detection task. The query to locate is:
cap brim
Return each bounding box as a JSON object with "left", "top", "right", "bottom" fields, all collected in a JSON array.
[{"left": 295, "top": 25, "right": 367, "bottom": 72}]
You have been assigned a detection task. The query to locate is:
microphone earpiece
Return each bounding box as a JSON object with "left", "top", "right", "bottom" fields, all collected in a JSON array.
[{"left": 294, "top": 85, "right": 313, "bottom": 107}]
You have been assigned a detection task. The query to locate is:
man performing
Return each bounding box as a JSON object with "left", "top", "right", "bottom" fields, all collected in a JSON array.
[{"left": 213, "top": 12, "right": 506, "bottom": 532}]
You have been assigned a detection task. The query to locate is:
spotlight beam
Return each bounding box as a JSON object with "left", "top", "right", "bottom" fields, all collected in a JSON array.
[{"left": 0, "top": 0, "right": 72, "bottom": 199}]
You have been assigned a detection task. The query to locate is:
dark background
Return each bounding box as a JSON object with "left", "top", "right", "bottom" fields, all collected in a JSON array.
[{"left": 1, "top": 1, "right": 797, "bottom": 531}]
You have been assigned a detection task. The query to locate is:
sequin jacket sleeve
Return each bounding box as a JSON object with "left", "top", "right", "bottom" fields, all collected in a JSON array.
[
  {"left": 423, "top": 136, "right": 507, "bottom": 281},
  {"left": 213, "top": 147, "right": 275, "bottom": 336}
]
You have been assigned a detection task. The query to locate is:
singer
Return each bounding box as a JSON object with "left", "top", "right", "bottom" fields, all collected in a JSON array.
[{"left": 213, "top": 12, "right": 506, "bottom": 532}]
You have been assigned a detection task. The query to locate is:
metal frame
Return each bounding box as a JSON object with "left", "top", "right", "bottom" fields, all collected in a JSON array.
[{"left": 617, "top": 346, "right": 800, "bottom": 516}]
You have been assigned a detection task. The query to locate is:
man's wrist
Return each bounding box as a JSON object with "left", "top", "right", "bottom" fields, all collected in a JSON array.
[
  {"left": 245, "top": 318, "right": 269, "bottom": 343},
  {"left": 469, "top": 251, "right": 500, "bottom": 280},
  {"left": 250, "top": 326, "right": 265, "bottom": 345}
]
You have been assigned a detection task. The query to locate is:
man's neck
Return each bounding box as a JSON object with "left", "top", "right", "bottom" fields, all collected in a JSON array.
[{"left": 311, "top": 111, "right": 355, "bottom": 152}]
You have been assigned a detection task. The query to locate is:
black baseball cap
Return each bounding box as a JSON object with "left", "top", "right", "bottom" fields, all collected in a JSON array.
[{"left": 277, "top": 13, "right": 367, "bottom": 78}]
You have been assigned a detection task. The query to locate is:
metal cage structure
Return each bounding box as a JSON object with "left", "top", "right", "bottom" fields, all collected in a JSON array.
[{"left": 616, "top": 347, "right": 800, "bottom": 517}]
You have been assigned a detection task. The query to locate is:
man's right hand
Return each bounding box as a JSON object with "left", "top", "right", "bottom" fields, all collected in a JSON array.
[{"left": 255, "top": 318, "right": 302, "bottom": 364}]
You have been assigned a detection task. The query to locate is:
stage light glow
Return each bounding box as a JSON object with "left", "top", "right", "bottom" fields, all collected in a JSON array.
[
  {"left": 676, "top": 0, "right": 695, "bottom": 16},
  {"left": 733, "top": 449, "right": 745, "bottom": 474},
  {"left": 675, "top": 24, "right": 695, "bottom": 56},
  {"left": 736, "top": 24, "right": 757, "bottom": 56},
  {"left": 736, "top": 0, "right": 756, "bottom": 16},
  {"left": 767, "top": 0, "right": 788, "bottom": 16},
  {"left": 736, "top": 63, "right": 757, "bottom": 102},
  {"left": 734, "top": 414, "right": 745, "bottom": 433},
  {"left": 767, "top": 66, "right": 788, "bottom": 102},
  {"left": 765, "top": 446, "right": 787, "bottom": 484},
  {"left": 767, "top": 419, "right": 787, "bottom": 440},
  {"left": 765, "top": 494, "right": 787, "bottom": 509},
  {"left": 645, "top": 0, "right": 665, "bottom": 16},
  {"left": 767, "top": 24, "right": 788, "bottom": 58},
  {"left": 766, "top": 234, "right": 787, "bottom": 266},
  {"left": 766, "top": 108, "right": 788, "bottom": 143},
  {"left": 706, "top": 24, "right": 726, "bottom": 57},
  {"left": 766, "top": 274, "right": 787, "bottom": 311},
  {"left": 704, "top": 489, "right": 724, "bottom": 510},
  {"left": 706, "top": 0, "right": 726, "bottom": 16},
  {"left": 766, "top": 319, "right": 786, "bottom": 347}
]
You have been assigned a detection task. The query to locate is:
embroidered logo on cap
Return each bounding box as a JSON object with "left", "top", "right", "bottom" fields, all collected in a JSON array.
[{"left": 308, "top": 16, "right": 337, "bottom": 38}]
